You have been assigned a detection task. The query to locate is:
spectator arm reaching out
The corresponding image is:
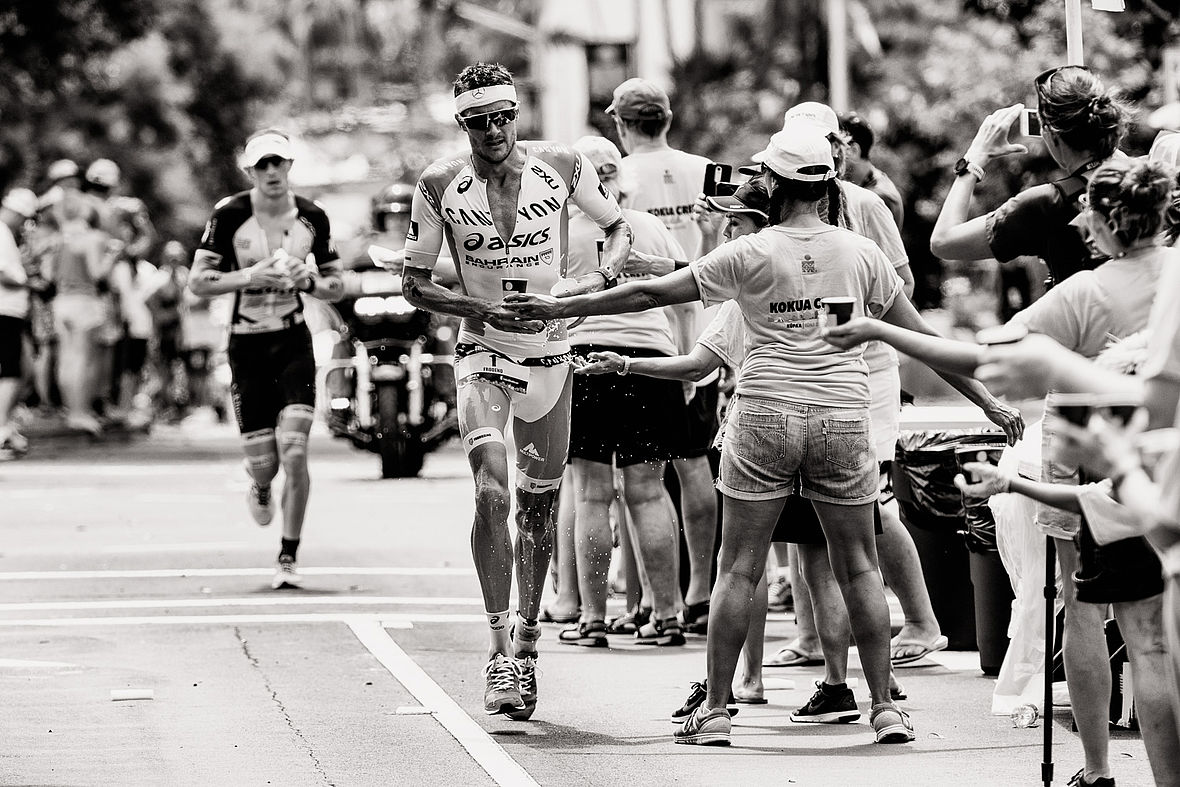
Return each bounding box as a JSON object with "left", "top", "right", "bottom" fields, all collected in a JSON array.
[
  {"left": 975, "top": 335, "right": 1144, "bottom": 402},
  {"left": 503, "top": 268, "right": 701, "bottom": 321},
  {"left": 578, "top": 344, "right": 724, "bottom": 382}
]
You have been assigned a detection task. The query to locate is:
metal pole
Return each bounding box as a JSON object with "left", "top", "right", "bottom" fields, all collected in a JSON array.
[
  {"left": 1043, "top": 536, "right": 1057, "bottom": 787},
  {"left": 1065, "top": 0, "right": 1085, "bottom": 65},
  {"left": 828, "top": 0, "right": 849, "bottom": 112}
]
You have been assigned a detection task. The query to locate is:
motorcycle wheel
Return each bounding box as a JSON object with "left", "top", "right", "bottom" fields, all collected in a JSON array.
[{"left": 375, "top": 384, "right": 424, "bottom": 478}]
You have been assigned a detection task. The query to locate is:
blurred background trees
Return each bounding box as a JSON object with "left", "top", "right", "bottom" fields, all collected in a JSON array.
[{"left": 0, "top": 0, "right": 1174, "bottom": 301}]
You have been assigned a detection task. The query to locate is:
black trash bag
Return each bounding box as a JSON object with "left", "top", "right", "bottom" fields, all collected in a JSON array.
[{"left": 892, "top": 431, "right": 1006, "bottom": 553}]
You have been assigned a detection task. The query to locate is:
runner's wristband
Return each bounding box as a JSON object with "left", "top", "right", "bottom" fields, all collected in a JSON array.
[{"left": 618, "top": 356, "right": 631, "bottom": 376}]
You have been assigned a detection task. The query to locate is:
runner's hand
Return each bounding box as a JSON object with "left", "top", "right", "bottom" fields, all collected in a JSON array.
[
  {"left": 502, "top": 292, "right": 564, "bottom": 320},
  {"left": 290, "top": 253, "right": 318, "bottom": 291},
  {"left": 577, "top": 351, "right": 625, "bottom": 375},
  {"left": 624, "top": 250, "right": 672, "bottom": 277},
  {"left": 982, "top": 398, "right": 1024, "bottom": 445},
  {"left": 820, "top": 317, "right": 880, "bottom": 349},
  {"left": 966, "top": 104, "right": 1029, "bottom": 166},
  {"left": 975, "top": 334, "right": 1064, "bottom": 400},
  {"left": 246, "top": 256, "right": 292, "bottom": 290},
  {"left": 487, "top": 304, "right": 546, "bottom": 334},
  {"left": 954, "top": 462, "right": 1011, "bottom": 499}
]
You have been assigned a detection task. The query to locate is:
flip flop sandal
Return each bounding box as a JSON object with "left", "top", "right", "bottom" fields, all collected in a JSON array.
[
  {"left": 763, "top": 646, "right": 825, "bottom": 668},
  {"left": 538, "top": 606, "right": 580, "bottom": 624},
  {"left": 890, "top": 634, "right": 949, "bottom": 667},
  {"left": 557, "top": 621, "right": 608, "bottom": 647}
]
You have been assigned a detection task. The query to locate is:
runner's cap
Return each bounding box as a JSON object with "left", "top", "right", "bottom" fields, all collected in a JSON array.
[
  {"left": 782, "top": 101, "right": 840, "bottom": 135},
  {"left": 751, "top": 129, "right": 836, "bottom": 182},
  {"left": 86, "top": 158, "right": 121, "bottom": 188},
  {"left": 705, "top": 181, "right": 769, "bottom": 220},
  {"left": 606, "top": 78, "right": 671, "bottom": 121},
  {"left": 240, "top": 132, "right": 294, "bottom": 169},
  {"left": 46, "top": 159, "right": 80, "bottom": 183},
  {"left": 2, "top": 188, "right": 39, "bottom": 219}
]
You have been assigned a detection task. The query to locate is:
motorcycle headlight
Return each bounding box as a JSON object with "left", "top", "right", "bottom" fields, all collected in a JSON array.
[{"left": 354, "top": 295, "right": 418, "bottom": 318}]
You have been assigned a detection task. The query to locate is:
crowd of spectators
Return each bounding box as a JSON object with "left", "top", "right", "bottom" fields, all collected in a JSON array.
[{"left": 0, "top": 158, "right": 228, "bottom": 459}]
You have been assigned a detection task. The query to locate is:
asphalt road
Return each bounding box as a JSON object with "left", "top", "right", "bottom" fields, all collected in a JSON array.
[{"left": 0, "top": 418, "right": 1155, "bottom": 786}]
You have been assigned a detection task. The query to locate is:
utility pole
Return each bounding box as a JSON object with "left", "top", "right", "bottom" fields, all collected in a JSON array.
[
  {"left": 1065, "top": 0, "right": 1085, "bottom": 64},
  {"left": 828, "top": 0, "right": 849, "bottom": 111}
]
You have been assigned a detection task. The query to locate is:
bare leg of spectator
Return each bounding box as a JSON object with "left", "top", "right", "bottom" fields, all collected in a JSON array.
[
  {"left": 674, "top": 454, "right": 718, "bottom": 607},
  {"left": 572, "top": 458, "right": 615, "bottom": 625},
  {"left": 735, "top": 573, "right": 768, "bottom": 701},
  {"left": 548, "top": 474, "right": 580, "bottom": 619},
  {"left": 623, "top": 461, "right": 681, "bottom": 624},
  {"left": 877, "top": 500, "right": 943, "bottom": 657},
  {"left": 1115, "top": 595, "right": 1180, "bottom": 787},
  {"left": 1058, "top": 543, "right": 1113, "bottom": 784}
]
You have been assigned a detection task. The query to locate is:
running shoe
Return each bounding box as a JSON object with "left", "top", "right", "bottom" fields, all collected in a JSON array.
[
  {"left": 271, "top": 555, "right": 302, "bottom": 589},
  {"left": 870, "top": 702, "right": 915, "bottom": 743},
  {"left": 768, "top": 573, "right": 793, "bottom": 612},
  {"left": 247, "top": 482, "right": 274, "bottom": 526},
  {"left": 673, "top": 704, "right": 731, "bottom": 746},
  {"left": 670, "top": 680, "right": 738, "bottom": 723},
  {"left": 483, "top": 653, "right": 525, "bottom": 716},
  {"left": 790, "top": 681, "right": 861, "bottom": 724},
  {"left": 1067, "top": 768, "right": 1115, "bottom": 787},
  {"left": 635, "top": 616, "right": 685, "bottom": 647},
  {"left": 506, "top": 655, "right": 538, "bottom": 721}
]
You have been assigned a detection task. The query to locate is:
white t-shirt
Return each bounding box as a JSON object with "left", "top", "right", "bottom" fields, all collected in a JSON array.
[
  {"left": 0, "top": 224, "right": 28, "bottom": 319},
  {"left": 840, "top": 181, "right": 908, "bottom": 373},
  {"left": 567, "top": 207, "right": 681, "bottom": 354},
  {"left": 1143, "top": 253, "right": 1180, "bottom": 529},
  {"left": 111, "top": 260, "right": 161, "bottom": 339},
  {"left": 690, "top": 224, "right": 903, "bottom": 407}
]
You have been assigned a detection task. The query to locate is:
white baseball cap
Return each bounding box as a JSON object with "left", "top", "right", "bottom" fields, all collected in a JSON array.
[
  {"left": 2, "top": 188, "right": 39, "bottom": 219},
  {"left": 782, "top": 101, "right": 840, "bottom": 135},
  {"left": 751, "top": 129, "right": 836, "bottom": 182},
  {"left": 240, "top": 132, "right": 294, "bottom": 169}
]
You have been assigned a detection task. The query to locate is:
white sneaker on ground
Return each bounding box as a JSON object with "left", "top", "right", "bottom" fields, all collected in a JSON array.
[
  {"left": 271, "top": 555, "right": 302, "bottom": 589},
  {"left": 247, "top": 482, "right": 274, "bottom": 526}
]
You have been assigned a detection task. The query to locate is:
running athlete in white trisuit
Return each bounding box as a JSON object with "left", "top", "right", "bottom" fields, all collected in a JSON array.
[
  {"left": 401, "top": 63, "right": 632, "bottom": 719},
  {"left": 188, "top": 129, "right": 343, "bottom": 590}
]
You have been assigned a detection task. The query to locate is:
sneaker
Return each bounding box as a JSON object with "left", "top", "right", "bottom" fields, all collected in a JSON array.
[
  {"left": 673, "top": 704, "right": 732, "bottom": 746},
  {"left": 870, "top": 702, "right": 916, "bottom": 744},
  {"left": 1067, "top": 769, "right": 1115, "bottom": 787},
  {"left": 483, "top": 653, "right": 524, "bottom": 716},
  {"left": 271, "top": 555, "right": 302, "bottom": 589},
  {"left": 671, "top": 680, "right": 739, "bottom": 723},
  {"left": 678, "top": 601, "right": 709, "bottom": 635},
  {"left": 506, "top": 655, "right": 537, "bottom": 721},
  {"left": 768, "top": 573, "right": 793, "bottom": 611},
  {"left": 635, "top": 616, "right": 685, "bottom": 647},
  {"left": 790, "top": 681, "right": 861, "bottom": 724},
  {"left": 247, "top": 482, "right": 274, "bottom": 526}
]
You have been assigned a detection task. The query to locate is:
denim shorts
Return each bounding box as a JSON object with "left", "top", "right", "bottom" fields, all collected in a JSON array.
[{"left": 718, "top": 394, "right": 878, "bottom": 505}]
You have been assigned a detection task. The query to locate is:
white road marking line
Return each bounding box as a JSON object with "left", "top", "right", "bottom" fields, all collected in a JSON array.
[
  {"left": 100, "top": 542, "right": 252, "bottom": 554},
  {"left": 348, "top": 618, "right": 537, "bottom": 787},
  {"left": 0, "top": 596, "right": 485, "bottom": 612},
  {"left": 0, "top": 566, "right": 475, "bottom": 580},
  {"left": 0, "top": 613, "right": 416, "bottom": 627},
  {"left": 0, "top": 658, "right": 79, "bottom": 668}
]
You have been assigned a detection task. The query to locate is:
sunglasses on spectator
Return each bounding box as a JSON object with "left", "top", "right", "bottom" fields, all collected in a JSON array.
[{"left": 460, "top": 107, "right": 519, "bottom": 130}]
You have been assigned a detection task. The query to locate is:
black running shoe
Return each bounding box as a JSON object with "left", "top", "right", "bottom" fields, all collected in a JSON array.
[
  {"left": 790, "top": 681, "right": 861, "bottom": 723},
  {"left": 671, "top": 680, "right": 739, "bottom": 723}
]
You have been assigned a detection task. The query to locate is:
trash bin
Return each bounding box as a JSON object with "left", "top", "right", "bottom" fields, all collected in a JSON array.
[
  {"left": 970, "top": 550, "right": 1015, "bottom": 676},
  {"left": 893, "top": 430, "right": 1008, "bottom": 653}
]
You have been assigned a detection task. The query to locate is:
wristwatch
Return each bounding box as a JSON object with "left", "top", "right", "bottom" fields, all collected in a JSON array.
[
  {"left": 953, "top": 157, "right": 986, "bottom": 182},
  {"left": 594, "top": 267, "right": 617, "bottom": 289}
]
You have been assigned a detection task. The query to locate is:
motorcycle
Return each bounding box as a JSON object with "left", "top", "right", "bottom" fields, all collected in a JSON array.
[{"left": 315, "top": 244, "right": 458, "bottom": 478}]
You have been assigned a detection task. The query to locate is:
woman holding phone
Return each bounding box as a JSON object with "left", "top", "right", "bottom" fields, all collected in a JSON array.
[
  {"left": 505, "top": 128, "right": 1003, "bottom": 746},
  {"left": 825, "top": 156, "right": 1180, "bottom": 787}
]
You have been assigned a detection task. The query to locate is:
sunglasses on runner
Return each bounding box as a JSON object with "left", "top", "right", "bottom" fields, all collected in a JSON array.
[
  {"left": 460, "top": 107, "right": 519, "bottom": 130},
  {"left": 253, "top": 156, "right": 289, "bottom": 171}
]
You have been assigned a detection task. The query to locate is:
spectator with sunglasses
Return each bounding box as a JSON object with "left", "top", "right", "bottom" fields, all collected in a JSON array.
[{"left": 401, "top": 62, "right": 632, "bottom": 721}]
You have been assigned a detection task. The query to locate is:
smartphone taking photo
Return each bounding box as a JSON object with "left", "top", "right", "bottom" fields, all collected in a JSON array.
[{"left": 702, "top": 163, "right": 733, "bottom": 198}]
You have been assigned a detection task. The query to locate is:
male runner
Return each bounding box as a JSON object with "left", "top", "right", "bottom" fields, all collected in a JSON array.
[
  {"left": 608, "top": 77, "right": 718, "bottom": 635},
  {"left": 402, "top": 62, "right": 632, "bottom": 719},
  {"left": 188, "top": 129, "right": 343, "bottom": 589}
]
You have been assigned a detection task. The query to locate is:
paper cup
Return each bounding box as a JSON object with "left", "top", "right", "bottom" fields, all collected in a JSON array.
[
  {"left": 822, "top": 296, "right": 856, "bottom": 327},
  {"left": 501, "top": 277, "right": 528, "bottom": 294}
]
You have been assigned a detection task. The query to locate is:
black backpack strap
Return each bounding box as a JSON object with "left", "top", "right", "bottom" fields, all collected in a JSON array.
[{"left": 1051, "top": 174, "right": 1087, "bottom": 207}]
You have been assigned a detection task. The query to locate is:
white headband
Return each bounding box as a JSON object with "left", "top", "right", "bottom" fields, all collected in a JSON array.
[{"left": 455, "top": 84, "right": 518, "bottom": 114}]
